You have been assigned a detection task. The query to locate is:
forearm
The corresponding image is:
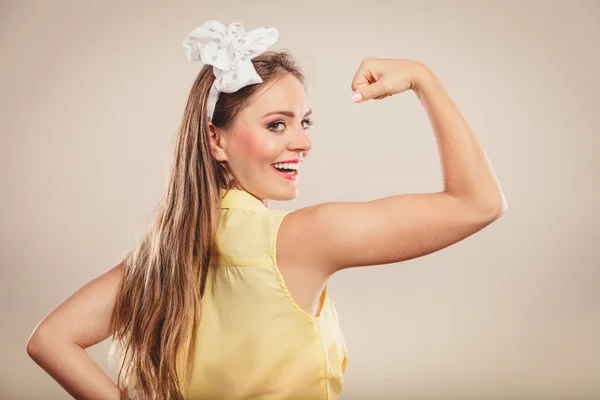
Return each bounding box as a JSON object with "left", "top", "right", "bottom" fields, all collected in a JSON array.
[
  {"left": 414, "top": 66, "right": 507, "bottom": 213},
  {"left": 27, "top": 337, "right": 124, "bottom": 400}
]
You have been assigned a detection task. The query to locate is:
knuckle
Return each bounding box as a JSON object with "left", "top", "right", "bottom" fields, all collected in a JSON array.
[{"left": 361, "top": 58, "right": 372, "bottom": 66}]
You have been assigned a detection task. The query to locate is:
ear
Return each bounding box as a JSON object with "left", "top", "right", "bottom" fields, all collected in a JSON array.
[{"left": 208, "top": 122, "right": 228, "bottom": 162}]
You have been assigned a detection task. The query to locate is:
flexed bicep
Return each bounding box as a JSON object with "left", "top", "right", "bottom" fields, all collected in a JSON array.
[{"left": 284, "top": 192, "right": 503, "bottom": 273}]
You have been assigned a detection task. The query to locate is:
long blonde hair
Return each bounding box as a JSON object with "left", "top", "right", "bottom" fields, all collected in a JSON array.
[{"left": 108, "top": 50, "right": 305, "bottom": 399}]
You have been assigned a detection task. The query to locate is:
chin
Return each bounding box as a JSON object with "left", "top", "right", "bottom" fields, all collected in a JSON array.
[{"left": 268, "top": 185, "right": 299, "bottom": 201}]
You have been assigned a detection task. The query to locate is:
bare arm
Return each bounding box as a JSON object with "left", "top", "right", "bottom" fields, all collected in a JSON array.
[
  {"left": 278, "top": 61, "right": 507, "bottom": 273},
  {"left": 26, "top": 260, "right": 126, "bottom": 400},
  {"left": 416, "top": 65, "right": 507, "bottom": 209}
]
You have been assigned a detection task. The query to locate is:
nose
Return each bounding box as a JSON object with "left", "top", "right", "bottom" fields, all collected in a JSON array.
[{"left": 288, "top": 126, "right": 312, "bottom": 154}]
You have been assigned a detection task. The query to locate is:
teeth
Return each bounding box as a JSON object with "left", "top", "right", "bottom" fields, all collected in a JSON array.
[{"left": 272, "top": 163, "right": 299, "bottom": 170}]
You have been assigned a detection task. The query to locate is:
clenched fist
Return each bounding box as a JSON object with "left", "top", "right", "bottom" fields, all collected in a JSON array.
[{"left": 350, "top": 58, "right": 428, "bottom": 102}]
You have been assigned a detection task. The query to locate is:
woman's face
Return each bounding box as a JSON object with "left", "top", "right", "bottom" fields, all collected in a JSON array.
[{"left": 209, "top": 73, "right": 313, "bottom": 203}]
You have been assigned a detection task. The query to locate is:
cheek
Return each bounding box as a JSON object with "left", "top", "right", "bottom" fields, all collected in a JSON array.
[{"left": 236, "top": 130, "right": 279, "bottom": 163}]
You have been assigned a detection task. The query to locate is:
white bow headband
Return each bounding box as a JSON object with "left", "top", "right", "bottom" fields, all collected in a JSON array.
[{"left": 182, "top": 20, "right": 279, "bottom": 121}]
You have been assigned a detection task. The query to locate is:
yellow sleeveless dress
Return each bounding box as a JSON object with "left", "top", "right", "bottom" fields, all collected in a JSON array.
[{"left": 177, "top": 189, "right": 348, "bottom": 399}]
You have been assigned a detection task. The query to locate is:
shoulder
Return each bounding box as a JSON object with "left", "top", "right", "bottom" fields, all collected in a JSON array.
[
  {"left": 215, "top": 208, "right": 293, "bottom": 266},
  {"left": 274, "top": 204, "right": 331, "bottom": 275}
]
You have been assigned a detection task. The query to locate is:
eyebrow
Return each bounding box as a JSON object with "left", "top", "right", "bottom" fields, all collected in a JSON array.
[{"left": 263, "top": 109, "right": 313, "bottom": 118}]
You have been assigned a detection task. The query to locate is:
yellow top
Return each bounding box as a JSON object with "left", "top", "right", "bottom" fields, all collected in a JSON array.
[{"left": 177, "top": 189, "right": 348, "bottom": 399}]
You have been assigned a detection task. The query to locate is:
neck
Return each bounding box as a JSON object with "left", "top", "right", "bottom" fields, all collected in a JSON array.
[{"left": 228, "top": 185, "right": 269, "bottom": 208}]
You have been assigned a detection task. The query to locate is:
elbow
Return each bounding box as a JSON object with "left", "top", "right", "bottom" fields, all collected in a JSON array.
[
  {"left": 452, "top": 192, "right": 508, "bottom": 220},
  {"left": 26, "top": 332, "right": 43, "bottom": 360},
  {"left": 499, "top": 194, "right": 508, "bottom": 216},
  {"left": 463, "top": 191, "right": 507, "bottom": 221},
  {"left": 26, "top": 324, "right": 57, "bottom": 360},
  {"left": 27, "top": 323, "right": 88, "bottom": 361},
  {"left": 26, "top": 324, "right": 48, "bottom": 360},
  {"left": 446, "top": 186, "right": 508, "bottom": 219},
  {"left": 481, "top": 194, "right": 508, "bottom": 220},
  {"left": 494, "top": 191, "right": 508, "bottom": 217},
  {"left": 479, "top": 186, "right": 508, "bottom": 218}
]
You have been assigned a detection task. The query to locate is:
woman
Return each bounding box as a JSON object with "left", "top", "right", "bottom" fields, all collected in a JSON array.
[{"left": 26, "top": 21, "right": 507, "bottom": 400}]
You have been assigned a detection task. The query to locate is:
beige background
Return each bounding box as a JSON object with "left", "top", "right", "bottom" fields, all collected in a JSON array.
[{"left": 1, "top": 0, "right": 599, "bottom": 399}]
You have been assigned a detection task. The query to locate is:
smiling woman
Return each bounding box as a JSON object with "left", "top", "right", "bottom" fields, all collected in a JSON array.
[
  {"left": 27, "top": 20, "right": 349, "bottom": 400},
  {"left": 208, "top": 73, "right": 314, "bottom": 201},
  {"left": 105, "top": 37, "right": 347, "bottom": 398},
  {"left": 26, "top": 18, "right": 506, "bottom": 400}
]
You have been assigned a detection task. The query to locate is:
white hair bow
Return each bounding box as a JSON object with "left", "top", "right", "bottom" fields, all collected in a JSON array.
[{"left": 183, "top": 21, "right": 279, "bottom": 121}]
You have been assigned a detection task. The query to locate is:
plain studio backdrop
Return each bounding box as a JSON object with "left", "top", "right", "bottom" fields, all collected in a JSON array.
[{"left": 1, "top": 1, "right": 598, "bottom": 399}]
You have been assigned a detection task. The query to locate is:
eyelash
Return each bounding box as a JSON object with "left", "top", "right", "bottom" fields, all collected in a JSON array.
[{"left": 267, "top": 119, "right": 314, "bottom": 132}]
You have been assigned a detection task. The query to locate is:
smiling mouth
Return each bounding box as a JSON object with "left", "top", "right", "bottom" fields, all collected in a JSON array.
[
  {"left": 271, "top": 164, "right": 299, "bottom": 180},
  {"left": 273, "top": 166, "right": 296, "bottom": 174},
  {"left": 271, "top": 161, "right": 300, "bottom": 174}
]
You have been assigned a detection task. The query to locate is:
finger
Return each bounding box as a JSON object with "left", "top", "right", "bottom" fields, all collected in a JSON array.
[
  {"left": 350, "top": 63, "right": 377, "bottom": 92},
  {"left": 352, "top": 80, "right": 387, "bottom": 103},
  {"left": 374, "top": 93, "right": 390, "bottom": 100},
  {"left": 351, "top": 75, "right": 371, "bottom": 93}
]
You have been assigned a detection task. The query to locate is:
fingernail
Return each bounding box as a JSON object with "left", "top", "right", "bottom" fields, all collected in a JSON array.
[{"left": 352, "top": 92, "right": 363, "bottom": 103}]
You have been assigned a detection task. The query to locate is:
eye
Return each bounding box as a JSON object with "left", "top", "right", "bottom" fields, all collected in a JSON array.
[
  {"left": 302, "top": 119, "right": 314, "bottom": 129},
  {"left": 267, "top": 121, "right": 286, "bottom": 132},
  {"left": 267, "top": 119, "right": 314, "bottom": 132}
]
